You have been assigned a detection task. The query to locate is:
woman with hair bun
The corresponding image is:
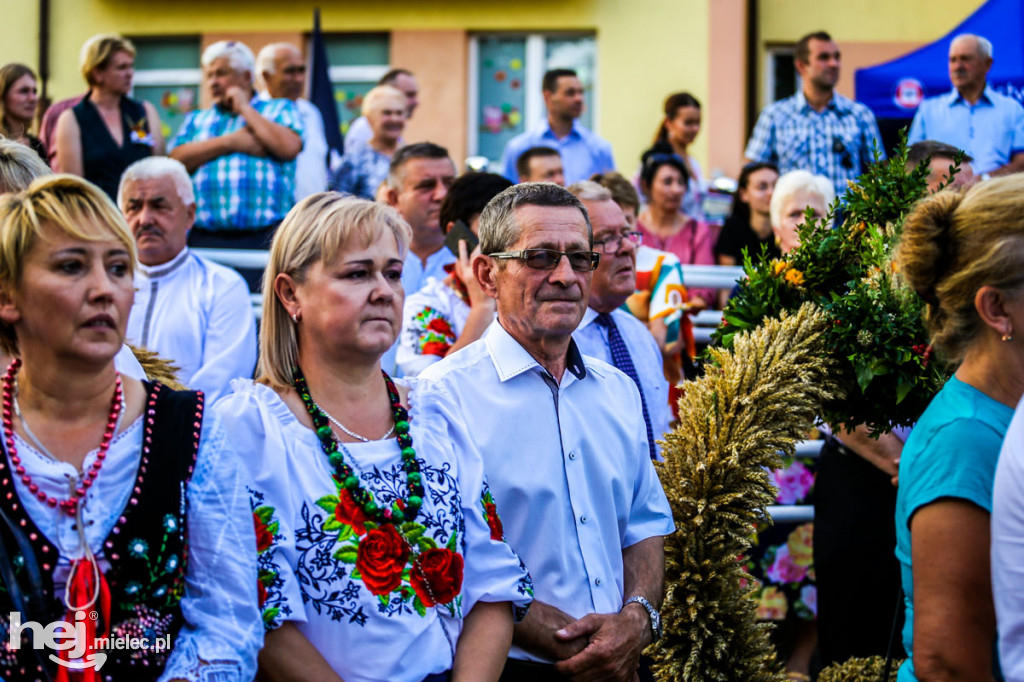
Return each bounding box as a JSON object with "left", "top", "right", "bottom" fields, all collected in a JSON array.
[{"left": 893, "top": 176, "right": 1024, "bottom": 681}]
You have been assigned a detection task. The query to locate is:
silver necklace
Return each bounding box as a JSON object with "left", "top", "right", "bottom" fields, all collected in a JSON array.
[
  {"left": 13, "top": 377, "right": 126, "bottom": 464},
  {"left": 316, "top": 403, "right": 395, "bottom": 443}
]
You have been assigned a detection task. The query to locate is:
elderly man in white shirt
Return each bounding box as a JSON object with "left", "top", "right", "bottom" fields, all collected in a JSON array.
[
  {"left": 257, "top": 42, "right": 330, "bottom": 201},
  {"left": 569, "top": 181, "right": 670, "bottom": 461},
  {"left": 120, "top": 157, "right": 257, "bottom": 402},
  {"left": 418, "top": 183, "right": 674, "bottom": 681}
]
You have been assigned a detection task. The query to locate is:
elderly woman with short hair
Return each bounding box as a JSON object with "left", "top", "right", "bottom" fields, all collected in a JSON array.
[{"left": 330, "top": 85, "right": 408, "bottom": 199}]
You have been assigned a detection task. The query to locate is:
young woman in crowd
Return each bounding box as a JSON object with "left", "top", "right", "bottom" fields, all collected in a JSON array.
[
  {"left": 647, "top": 92, "right": 705, "bottom": 219},
  {"left": 636, "top": 147, "right": 716, "bottom": 309},
  {"left": 214, "top": 193, "right": 532, "bottom": 682},
  {"left": 714, "top": 162, "right": 780, "bottom": 307},
  {"left": 0, "top": 174, "right": 260, "bottom": 680},
  {"left": 894, "top": 176, "right": 1024, "bottom": 681},
  {"left": 55, "top": 35, "right": 164, "bottom": 200},
  {"left": 0, "top": 63, "right": 45, "bottom": 161}
]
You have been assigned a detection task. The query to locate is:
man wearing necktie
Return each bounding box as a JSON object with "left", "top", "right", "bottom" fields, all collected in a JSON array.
[{"left": 570, "top": 181, "right": 671, "bottom": 460}]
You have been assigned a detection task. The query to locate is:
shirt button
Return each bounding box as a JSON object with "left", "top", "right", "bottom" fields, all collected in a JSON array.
[
  {"left": 568, "top": 452, "right": 576, "bottom": 460},
  {"left": 580, "top": 515, "right": 587, "bottom": 524},
  {"left": 595, "top": 578, "right": 602, "bottom": 586}
]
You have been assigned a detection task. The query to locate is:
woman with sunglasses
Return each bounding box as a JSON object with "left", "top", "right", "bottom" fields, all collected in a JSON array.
[
  {"left": 215, "top": 193, "right": 533, "bottom": 682},
  {"left": 636, "top": 146, "right": 716, "bottom": 310}
]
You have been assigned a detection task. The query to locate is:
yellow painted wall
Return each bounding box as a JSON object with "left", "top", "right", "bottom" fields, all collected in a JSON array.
[
  {"left": 759, "top": 0, "right": 987, "bottom": 43},
  {"left": 23, "top": 0, "right": 709, "bottom": 176},
  {"left": 1, "top": 1, "right": 39, "bottom": 81}
]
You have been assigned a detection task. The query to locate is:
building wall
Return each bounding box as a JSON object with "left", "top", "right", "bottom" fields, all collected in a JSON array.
[{"left": 0, "top": 0, "right": 999, "bottom": 180}]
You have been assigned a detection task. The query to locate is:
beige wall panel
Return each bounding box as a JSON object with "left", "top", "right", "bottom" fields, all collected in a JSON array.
[{"left": 390, "top": 30, "right": 468, "bottom": 169}]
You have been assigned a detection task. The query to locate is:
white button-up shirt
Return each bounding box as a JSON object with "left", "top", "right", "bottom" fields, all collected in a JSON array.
[
  {"left": 417, "top": 321, "right": 675, "bottom": 662},
  {"left": 127, "top": 248, "right": 257, "bottom": 402},
  {"left": 573, "top": 307, "right": 671, "bottom": 459}
]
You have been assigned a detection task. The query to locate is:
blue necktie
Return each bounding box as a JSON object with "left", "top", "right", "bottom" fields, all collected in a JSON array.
[{"left": 595, "top": 312, "right": 657, "bottom": 460}]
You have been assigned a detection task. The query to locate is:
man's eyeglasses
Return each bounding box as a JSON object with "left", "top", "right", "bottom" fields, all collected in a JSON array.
[
  {"left": 488, "top": 248, "right": 600, "bottom": 272},
  {"left": 592, "top": 231, "right": 642, "bottom": 254}
]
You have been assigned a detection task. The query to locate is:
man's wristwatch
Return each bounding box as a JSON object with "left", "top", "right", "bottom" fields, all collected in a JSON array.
[{"left": 622, "top": 595, "right": 662, "bottom": 643}]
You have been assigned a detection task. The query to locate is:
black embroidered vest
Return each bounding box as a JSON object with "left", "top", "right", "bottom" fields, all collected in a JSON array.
[{"left": 0, "top": 383, "right": 203, "bottom": 681}]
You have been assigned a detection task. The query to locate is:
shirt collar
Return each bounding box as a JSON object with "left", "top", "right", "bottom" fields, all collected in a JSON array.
[
  {"left": 485, "top": 320, "right": 587, "bottom": 383},
  {"left": 794, "top": 89, "right": 846, "bottom": 114},
  {"left": 578, "top": 306, "right": 600, "bottom": 330},
  {"left": 948, "top": 85, "right": 996, "bottom": 107},
  {"left": 139, "top": 247, "right": 190, "bottom": 279},
  {"left": 538, "top": 118, "right": 583, "bottom": 140}
]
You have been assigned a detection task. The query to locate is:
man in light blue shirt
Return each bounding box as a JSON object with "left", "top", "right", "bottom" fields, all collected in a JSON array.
[
  {"left": 569, "top": 181, "right": 670, "bottom": 460},
  {"left": 500, "top": 69, "right": 615, "bottom": 186},
  {"left": 419, "top": 183, "right": 673, "bottom": 681},
  {"left": 908, "top": 34, "right": 1024, "bottom": 177}
]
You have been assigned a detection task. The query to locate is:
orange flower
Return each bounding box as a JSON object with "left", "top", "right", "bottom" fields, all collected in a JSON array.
[
  {"left": 784, "top": 268, "right": 805, "bottom": 287},
  {"left": 772, "top": 260, "right": 788, "bottom": 276}
]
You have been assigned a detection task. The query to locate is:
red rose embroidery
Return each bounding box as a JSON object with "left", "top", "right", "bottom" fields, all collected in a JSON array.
[
  {"left": 253, "top": 512, "right": 274, "bottom": 552},
  {"left": 427, "top": 318, "right": 453, "bottom": 336},
  {"left": 421, "top": 341, "right": 451, "bottom": 357},
  {"left": 335, "top": 488, "right": 370, "bottom": 536},
  {"left": 257, "top": 580, "right": 268, "bottom": 608},
  {"left": 411, "top": 548, "right": 464, "bottom": 606},
  {"left": 356, "top": 525, "right": 410, "bottom": 596},
  {"left": 484, "top": 502, "right": 503, "bottom": 541}
]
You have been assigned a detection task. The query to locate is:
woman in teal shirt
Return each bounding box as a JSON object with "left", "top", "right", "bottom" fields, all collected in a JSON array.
[{"left": 894, "top": 176, "right": 1024, "bottom": 681}]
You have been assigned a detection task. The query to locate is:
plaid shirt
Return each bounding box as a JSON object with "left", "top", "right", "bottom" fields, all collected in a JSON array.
[
  {"left": 745, "top": 91, "right": 884, "bottom": 198},
  {"left": 328, "top": 143, "right": 391, "bottom": 199},
  {"left": 169, "top": 96, "right": 302, "bottom": 230}
]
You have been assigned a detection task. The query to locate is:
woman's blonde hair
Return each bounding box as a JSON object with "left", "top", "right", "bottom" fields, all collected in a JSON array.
[
  {"left": 0, "top": 174, "right": 136, "bottom": 355},
  {"left": 80, "top": 34, "right": 135, "bottom": 86},
  {"left": 258, "top": 193, "right": 412, "bottom": 390},
  {"left": 897, "top": 175, "right": 1024, "bottom": 363},
  {"left": 0, "top": 136, "right": 50, "bottom": 194}
]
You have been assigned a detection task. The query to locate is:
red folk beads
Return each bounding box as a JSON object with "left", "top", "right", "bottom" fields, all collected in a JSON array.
[{"left": 2, "top": 358, "right": 124, "bottom": 516}]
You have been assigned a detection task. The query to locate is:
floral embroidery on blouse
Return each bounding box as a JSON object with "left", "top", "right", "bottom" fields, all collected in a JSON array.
[
  {"left": 251, "top": 489, "right": 289, "bottom": 629},
  {"left": 291, "top": 459, "right": 466, "bottom": 625},
  {"left": 314, "top": 466, "right": 465, "bottom": 619},
  {"left": 480, "top": 489, "right": 503, "bottom": 541},
  {"left": 411, "top": 307, "right": 457, "bottom": 358}
]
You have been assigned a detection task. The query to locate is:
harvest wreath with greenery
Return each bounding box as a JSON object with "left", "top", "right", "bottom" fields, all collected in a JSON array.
[{"left": 650, "top": 139, "right": 960, "bottom": 680}]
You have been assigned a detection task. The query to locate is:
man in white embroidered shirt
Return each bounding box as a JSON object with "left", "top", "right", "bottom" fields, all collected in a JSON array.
[
  {"left": 568, "top": 181, "right": 670, "bottom": 461},
  {"left": 418, "top": 183, "right": 674, "bottom": 681},
  {"left": 120, "top": 157, "right": 257, "bottom": 402}
]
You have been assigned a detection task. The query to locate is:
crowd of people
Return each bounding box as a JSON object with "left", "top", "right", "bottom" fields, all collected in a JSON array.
[{"left": 0, "top": 21, "right": 1023, "bottom": 682}]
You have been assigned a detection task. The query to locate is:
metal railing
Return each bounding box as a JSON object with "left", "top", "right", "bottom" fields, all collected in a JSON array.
[{"left": 195, "top": 248, "right": 811, "bottom": 521}]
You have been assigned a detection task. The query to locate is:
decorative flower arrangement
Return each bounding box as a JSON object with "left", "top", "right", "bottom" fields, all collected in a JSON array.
[{"left": 712, "top": 138, "right": 959, "bottom": 434}]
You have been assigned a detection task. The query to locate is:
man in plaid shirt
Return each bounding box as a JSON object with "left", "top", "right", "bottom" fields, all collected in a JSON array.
[
  {"left": 170, "top": 40, "right": 303, "bottom": 249},
  {"left": 745, "top": 31, "right": 884, "bottom": 199}
]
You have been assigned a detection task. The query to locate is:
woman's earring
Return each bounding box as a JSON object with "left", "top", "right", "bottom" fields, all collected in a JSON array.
[
  {"left": 291, "top": 310, "right": 300, "bottom": 324},
  {"left": 1003, "top": 326, "right": 1014, "bottom": 342}
]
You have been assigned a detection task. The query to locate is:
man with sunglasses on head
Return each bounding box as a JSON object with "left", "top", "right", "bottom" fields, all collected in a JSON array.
[
  {"left": 568, "top": 181, "right": 669, "bottom": 462},
  {"left": 257, "top": 42, "right": 330, "bottom": 201},
  {"left": 418, "top": 182, "right": 674, "bottom": 682}
]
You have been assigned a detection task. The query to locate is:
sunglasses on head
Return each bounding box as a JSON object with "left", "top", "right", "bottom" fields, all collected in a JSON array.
[{"left": 488, "top": 248, "right": 600, "bottom": 272}]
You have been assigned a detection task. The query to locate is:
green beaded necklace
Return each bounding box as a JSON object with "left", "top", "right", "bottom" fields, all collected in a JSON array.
[{"left": 293, "top": 367, "right": 424, "bottom": 524}]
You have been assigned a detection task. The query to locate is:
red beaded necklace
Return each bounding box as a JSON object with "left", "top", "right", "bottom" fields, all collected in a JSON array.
[{"left": 2, "top": 358, "right": 124, "bottom": 516}]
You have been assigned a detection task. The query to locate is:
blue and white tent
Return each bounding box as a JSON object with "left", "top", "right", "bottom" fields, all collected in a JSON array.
[{"left": 854, "top": 0, "right": 1024, "bottom": 149}]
